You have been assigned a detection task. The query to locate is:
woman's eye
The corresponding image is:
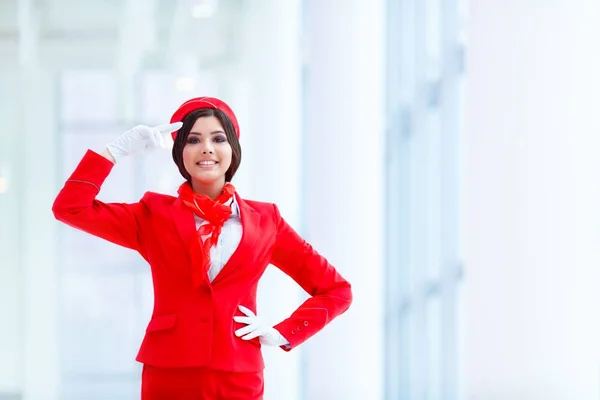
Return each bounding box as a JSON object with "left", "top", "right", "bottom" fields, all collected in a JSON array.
[
  {"left": 187, "top": 137, "right": 200, "bottom": 144},
  {"left": 214, "top": 136, "right": 227, "bottom": 143}
]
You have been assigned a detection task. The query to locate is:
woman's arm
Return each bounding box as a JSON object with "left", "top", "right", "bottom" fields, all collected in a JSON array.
[
  {"left": 52, "top": 122, "right": 181, "bottom": 252},
  {"left": 52, "top": 149, "right": 148, "bottom": 252},
  {"left": 269, "top": 204, "right": 353, "bottom": 351}
]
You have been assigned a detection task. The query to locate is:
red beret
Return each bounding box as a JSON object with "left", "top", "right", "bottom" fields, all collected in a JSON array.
[{"left": 169, "top": 97, "right": 240, "bottom": 140}]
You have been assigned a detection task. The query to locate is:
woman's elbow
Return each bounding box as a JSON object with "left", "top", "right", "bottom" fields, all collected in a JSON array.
[
  {"left": 330, "top": 280, "right": 352, "bottom": 313},
  {"left": 343, "top": 281, "right": 353, "bottom": 309},
  {"left": 51, "top": 198, "right": 65, "bottom": 221},
  {"left": 51, "top": 195, "right": 71, "bottom": 222},
  {"left": 51, "top": 194, "right": 82, "bottom": 224}
]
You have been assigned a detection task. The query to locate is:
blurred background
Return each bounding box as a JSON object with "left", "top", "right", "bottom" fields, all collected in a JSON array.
[{"left": 1, "top": 0, "right": 600, "bottom": 399}]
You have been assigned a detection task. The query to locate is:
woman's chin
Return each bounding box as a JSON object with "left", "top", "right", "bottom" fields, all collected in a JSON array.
[{"left": 190, "top": 172, "right": 224, "bottom": 185}]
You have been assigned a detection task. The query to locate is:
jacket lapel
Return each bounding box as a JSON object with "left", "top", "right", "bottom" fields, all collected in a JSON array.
[
  {"left": 211, "top": 193, "right": 261, "bottom": 285},
  {"left": 169, "top": 197, "right": 197, "bottom": 259},
  {"left": 169, "top": 197, "right": 214, "bottom": 287}
]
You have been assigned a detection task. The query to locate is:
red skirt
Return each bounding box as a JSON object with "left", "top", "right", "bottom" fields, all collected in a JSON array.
[{"left": 141, "top": 365, "right": 264, "bottom": 400}]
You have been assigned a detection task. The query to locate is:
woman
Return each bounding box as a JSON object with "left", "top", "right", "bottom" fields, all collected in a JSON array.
[{"left": 52, "top": 96, "right": 352, "bottom": 399}]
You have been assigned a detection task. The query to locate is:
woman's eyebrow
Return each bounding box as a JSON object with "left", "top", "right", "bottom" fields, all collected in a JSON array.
[{"left": 189, "top": 130, "right": 225, "bottom": 135}]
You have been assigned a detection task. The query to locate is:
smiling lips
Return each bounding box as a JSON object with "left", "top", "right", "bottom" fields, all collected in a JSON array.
[{"left": 196, "top": 160, "right": 218, "bottom": 168}]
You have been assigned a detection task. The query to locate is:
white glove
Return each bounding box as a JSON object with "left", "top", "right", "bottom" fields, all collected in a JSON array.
[
  {"left": 234, "top": 305, "right": 290, "bottom": 347},
  {"left": 106, "top": 122, "right": 182, "bottom": 162}
]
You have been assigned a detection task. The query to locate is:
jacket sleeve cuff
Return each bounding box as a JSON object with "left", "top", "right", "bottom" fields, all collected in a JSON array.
[
  {"left": 273, "top": 319, "right": 308, "bottom": 352},
  {"left": 66, "top": 149, "right": 115, "bottom": 188}
]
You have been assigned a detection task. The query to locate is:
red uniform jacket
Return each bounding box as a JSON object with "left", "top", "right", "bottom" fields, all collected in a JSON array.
[{"left": 52, "top": 150, "right": 352, "bottom": 373}]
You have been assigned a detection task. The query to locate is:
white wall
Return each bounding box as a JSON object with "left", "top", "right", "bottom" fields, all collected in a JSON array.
[{"left": 464, "top": 1, "right": 600, "bottom": 398}]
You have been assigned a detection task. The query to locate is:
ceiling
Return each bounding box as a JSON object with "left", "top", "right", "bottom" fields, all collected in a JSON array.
[{"left": 0, "top": 0, "right": 245, "bottom": 70}]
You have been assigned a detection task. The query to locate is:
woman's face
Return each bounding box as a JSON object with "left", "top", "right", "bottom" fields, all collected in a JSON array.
[{"left": 182, "top": 116, "right": 232, "bottom": 187}]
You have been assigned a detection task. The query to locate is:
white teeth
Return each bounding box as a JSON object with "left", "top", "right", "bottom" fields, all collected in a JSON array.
[{"left": 197, "top": 161, "right": 217, "bottom": 165}]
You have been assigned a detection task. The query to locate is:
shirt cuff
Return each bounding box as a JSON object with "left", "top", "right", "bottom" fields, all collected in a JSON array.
[{"left": 273, "top": 328, "right": 290, "bottom": 347}]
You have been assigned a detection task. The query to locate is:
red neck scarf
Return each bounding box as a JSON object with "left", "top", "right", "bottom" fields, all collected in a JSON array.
[{"left": 177, "top": 182, "right": 236, "bottom": 282}]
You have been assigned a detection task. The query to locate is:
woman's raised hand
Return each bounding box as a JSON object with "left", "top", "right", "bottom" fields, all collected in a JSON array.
[{"left": 105, "top": 122, "right": 183, "bottom": 162}]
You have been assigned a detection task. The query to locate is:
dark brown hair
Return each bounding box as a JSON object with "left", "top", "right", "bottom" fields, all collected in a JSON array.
[{"left": 172, "top": 108, "right": 242, "bottom": 183}]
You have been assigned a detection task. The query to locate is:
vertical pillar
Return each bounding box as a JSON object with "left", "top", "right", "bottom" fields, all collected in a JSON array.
[
  {"left": 303, "top": 0, "right": 385, "bottom": 398},
  {"left": 0, "top": 67, "right": 23, "bottom": 400},
  {"left": 235, "top": 1, "right": 303, "bottom": 399},
  {"left": 17, "top": 0, "right": 60, "bottom": 398}
]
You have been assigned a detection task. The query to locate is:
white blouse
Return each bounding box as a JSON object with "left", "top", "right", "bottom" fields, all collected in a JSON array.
[{"left": 194, "top": 197, "right": 243, "bottom": 282}]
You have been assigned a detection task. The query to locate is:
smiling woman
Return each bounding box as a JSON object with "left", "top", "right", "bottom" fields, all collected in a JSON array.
[
  {"left": 172, "top": 108, "right": 241, "bottom": 199},
  {"left": 51, "top": 96, "right": 353, "bottom": 399}
]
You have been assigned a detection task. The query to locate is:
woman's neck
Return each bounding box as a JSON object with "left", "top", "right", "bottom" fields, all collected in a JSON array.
[{"left": 190, "top": 179, "right": 226, "bottom": 200}]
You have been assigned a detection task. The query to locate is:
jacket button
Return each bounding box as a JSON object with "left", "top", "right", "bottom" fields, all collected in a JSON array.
[
  {"left": 303, "top": 321, "right": 309, "bottom": 326},
  {"left": 291, "top": 330, "right": 295, "bottom": 335}
]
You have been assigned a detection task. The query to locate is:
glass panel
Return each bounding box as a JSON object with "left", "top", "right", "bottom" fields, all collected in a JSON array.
[
  {"left": 140, "top": 143, "right": 184, "bottom": 196},
  {"left": 409, "top": 126, "right": 426, "bottom": 295},
  {"left": 59, "top": 129, "right": 142, "bottom": 272},
  {"left": 138, "top": 70, "right": 220, "bottom": 126},
  {"left": 137, "top": 272, "right": 155, "bottom": 323},
  {"left": 60, "top": 379, "right": 140, "bottom": 400},
  {"left": 407, "top": 308, "right": 420, "bottom": 400},
  {"left": 59, "top": 271, "right": 140, "bottom": 376},
  {"left": 58, "top": 70, "right": 147, "bottom": 400},
  {"left": 425, "top": 0, "right": 442, "bottom": 62},
  {"left": 458, "top": 0, "right": 469, "bottom": 21},
  {"left": 427, "top": 108, "right": 442, "bottom": 281},
  {"left": 386, "top": 0, "right": 464, "bottom": 398},
  {"left": 399, "top": 0, "right": 417, "bottom": 100},
  {"left": 399, "top": 309, "right": 412, "bottom": 400},
  {"left": 427, "top": 295, "right": 442, "bottom": 400},
  {"left": 60, "top": 228, "right": 140, "bottom": 272},
  {"left": 60, "top": 71, "right": 116, "bottom": 123},
  {"left": 425, "top": 0, "right": 442, "bottom": 81},
  {"left": 60, "top": 129, "right": 138, "bottom": 202}
]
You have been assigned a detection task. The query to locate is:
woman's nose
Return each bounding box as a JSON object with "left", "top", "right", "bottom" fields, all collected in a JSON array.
[{"left": 200, "top": 142, "right": 214, "bottom": 153}]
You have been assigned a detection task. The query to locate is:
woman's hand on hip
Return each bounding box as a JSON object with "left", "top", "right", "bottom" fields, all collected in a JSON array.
[{"left": 234, "top": 305, "right": 290, "bottom": 347}]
